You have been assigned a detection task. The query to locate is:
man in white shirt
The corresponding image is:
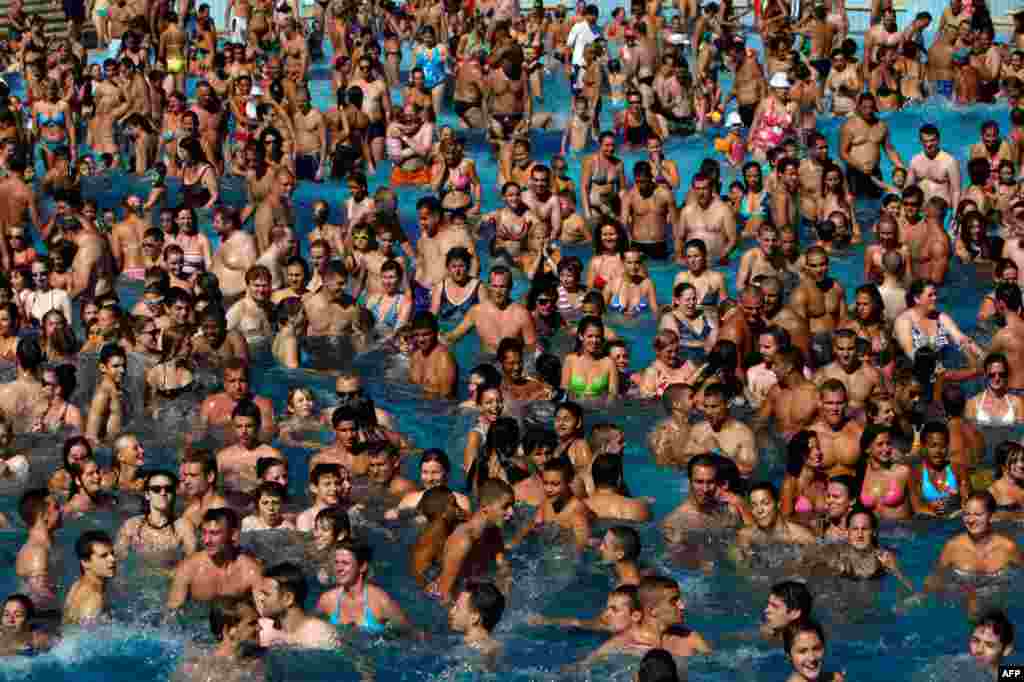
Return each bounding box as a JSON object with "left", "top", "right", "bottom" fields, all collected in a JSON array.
[{"left": 567, "top": 4, "right": 600, "bottom": 93}]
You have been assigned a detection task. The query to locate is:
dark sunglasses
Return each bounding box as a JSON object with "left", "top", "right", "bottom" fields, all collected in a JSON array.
[{"left": 148, "top": 485, "right": 175, "bottom": 494}]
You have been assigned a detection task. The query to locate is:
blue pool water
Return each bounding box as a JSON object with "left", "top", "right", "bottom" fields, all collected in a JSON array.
[{"left": 0, "top": 30, "right": 1019, "bottom": 682}]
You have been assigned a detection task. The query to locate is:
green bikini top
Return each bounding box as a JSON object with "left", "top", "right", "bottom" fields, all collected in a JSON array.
[{"left": 569, "top": 371, "right": 610, "bottom": 398}]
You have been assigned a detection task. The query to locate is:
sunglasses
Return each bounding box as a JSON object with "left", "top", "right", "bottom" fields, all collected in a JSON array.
[
  {"left": 536, "top": 297, "right": 554, "bottom": 305},
  {"left": 336, "top": 389, "right": 364, "bottom": 400},
  {"left": 989, "top": 371, "right": 1009, "bottom": 378},
  {"left": 148, "top": 485, "right": 174, "bottom": 494}
]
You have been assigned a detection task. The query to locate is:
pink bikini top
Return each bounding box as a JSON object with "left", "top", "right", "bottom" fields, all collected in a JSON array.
[{"left": 860, "top": 479, "right": 905, "bottom": 509}]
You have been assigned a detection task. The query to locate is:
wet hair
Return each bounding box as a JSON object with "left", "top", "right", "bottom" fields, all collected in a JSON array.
[
  {"left": 203, "top": 506, "right": 240, "bottom": 531},
  {"left": 418, "top": 485, "right": 456, "bottom": 519},
  {"left": 749, "top": 481, "right": 778, "bottom": 502},
  {"left": 15, "top": 337, "right": 43, "bottom": 372},
  {"left": 966, "top": 490, "right": 997, "bottom": 515},
  {"left": 310, "top": 463, "right": 344, "bottom": 487},
  {"left": 182, "top": 448, "right": 217, "bottom": 477},
  {"left": 2, "top": 594, "right": 35, "bottom": 622},
  {"left": 591, "top": 452, "right": 626, "bottom": 490},
  {"left": 315, "top": 505, "right": 351, "bottom": 538},
  {"left": 478, "top": 478, "right": 514, "bottom": 508},
  {"left": 771, "top": 581, "right": 813, "bottom": 618},
  {"left": 264, "top": 562, "right": 308, "bottom": 608},
  {"left": 231, "top": 399, "right": 263, "bottom": 428},
  {"left": 687, "top": 453, "right": 718, "bottom": 481},
  {"left": 637, "top": 648, "right": 680, "bottom": 682},
  {"left": 607, "top": 526, "right": 642, "bottom": 560},
  {"left": 975, "top": 610, "right": 1016, "bottom": 648},
  {"left": 18, "top": 488, "right": 51, "bottom": 527},
  {"left": 75, "top": 530, "right": 113, "bottom": 572},
  {"left": 257, "top": 456, "right": 287, "bottom": 480},
  {"left": 785, "top": 431, "right": 818, "bottom": 477},
  {"left": 209, "top": 596, "right": 257, "bottom": 641},
  {"left": 255, "top": 481, "right": 288, "bottom": 504},
  {"left": 335, "top": 538, "right": 373, "bottom": 566},
  {"left": 783, "top": 618, "right": 827, "bottom": 656},
  {"left": 420, "top": 449, "right": 452, "bottom": 475},
  {"left": 828, "top": 475, "right": 857, "bottom": 498},
  {"left": 465, "top": 581, "right": 505, "bottom": 632}
]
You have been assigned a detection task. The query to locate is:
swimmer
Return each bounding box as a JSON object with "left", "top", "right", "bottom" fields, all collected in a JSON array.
[
  {"left": 215, "top": 400, "right": 285, "bottom": 497},
  {"left": 15, "top": 490, "right": 61, "bottom": 615},
  {"left": 432, "top": 478, "right": 514, "bottom": 604},
  {"left": 805, "top": 508, "right": 915, "bottom": 591},
  {"left": 821, "top": 476, "right": 857, "bottom": 541},
  {"left": 783, "top": 618, "right": 846, "bottom": 682},
  {"left": 307, "top": 506, "right": 351, "bottom": 584},
  {"left": 177, "top": 597, "right": 266, "bottom": 682},
  {"left": 255, "top": 563, "right": 338, "bottom": 649},
  {"left": 924, "top": 492, "right": 1024, "bottom": 595},
  {"left": 648, "top": 384, "right": 694, "bottom": 468},
  {"left": 63, "top": 530, "right": 117, "bottom": 626},
  {"left": 444, "top": 267, "right": 538, "bottom": 355},
  {"left": 366, "top": 441, "right": 418, "bottom": 498},
  {"left": 309, "top": 407, "right": 363, "bottom": 476},
  {"left": 584, "top": 453, "right": 651, "bottom": 522},
  {"left": 166, "top": 508, "right": 263, "bottom": 612},
  {"left": 448, "top": 582, "right": 505, "bottom": 658},
  {"left": 760, "top": 582, "right": 814, "bottom": 642},
  {"left": 409, "top": 312, "right": 458, "bottom": 399},
  {"left": 241, "top": 482, "right": 296, "bottom": 532},
  {"left": 316, "top": 540, "right": 413, "bottom": 636},
  {"left": 180, "top": 449, "right": 229, "bottom": 529},
  {"left": 511, "top": 458, "right": 591, "bottom": 551},
  {"left": 531, "top": 524, "right": 646, "bottom": 630},
  {"left": 661, "top": 454, "right": 746, "bottom": 537},
  {"left": 226, "top": 265, "right": 275, "bottom": 345},
  {"left": 115, "top": 470, "right": 197, "bottom": 560},
  {"left": 385, "top": 450, "right": 472, "bottom": 521},
  {"left": 200, "top": 360, "right": 277, "bottom": 441},
  {"left": 969, "top": 610, "right": 1015, "bottom": 680},
  {"left": 278, "top": 388, "right": 327, "bottom": 449},
  {"left": 410, "top": 487, "right": 462, "bottom": 588},
  {"left": 735, "top": 482, "right": 817, "bottom": 558},
  {"left": 84, "top": 343, "right": 127, "bottom": 445},
  {"left": 582, "top": 575, "right": 711, "bottom": 662},
  {"left": 683, "top": 384, "right": 758, "bottom": 480},
  {"left": 64, "top": 456, "right": 118, "bottom": 516},
  {"left": 0, "top": 594, "right": 51, "bottom": 656},
  {"left": 296, "top": 464, "right": 353, "bottom": 532}
]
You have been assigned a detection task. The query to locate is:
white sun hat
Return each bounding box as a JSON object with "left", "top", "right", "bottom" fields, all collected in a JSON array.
[{"left": 769, "top": 72, "right": 791, "bottom": 88}]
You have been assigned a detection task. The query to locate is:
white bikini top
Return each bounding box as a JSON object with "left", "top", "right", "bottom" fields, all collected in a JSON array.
[{"left": 976, "top": 390, "right": 1017, "bottom": 426}]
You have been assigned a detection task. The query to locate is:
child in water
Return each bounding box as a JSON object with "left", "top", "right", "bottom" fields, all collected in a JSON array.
[
  {"left": 562, "top": 96, "right": 597, "bottom": 155},
  {"left": 713, "top": 112, "right": 746, "bottom": 169}
]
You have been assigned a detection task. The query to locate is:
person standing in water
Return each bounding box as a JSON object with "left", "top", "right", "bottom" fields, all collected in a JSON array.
[{"left": 63, "top": 530, "right": 117, "bottom": 625}]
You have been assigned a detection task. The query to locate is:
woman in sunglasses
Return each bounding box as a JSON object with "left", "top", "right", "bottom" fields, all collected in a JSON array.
[
  {"left": 114, "top": 470, "right": 197, "bottom": 563},
  {"left": 22, "top": 257, "right": 72, "bottom": 325},
  {"left": 966, "top": 353, "right": 1024, "bottom": 426}
]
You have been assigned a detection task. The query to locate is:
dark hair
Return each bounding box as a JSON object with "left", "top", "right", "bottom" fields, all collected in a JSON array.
[
  {"left": 687, "top": 453, "right": 718, "bottom": 481},
  {"left": 210, "top": 596, "right": 256, "bottom": 641},
  {"left": 637, "top": 648, "right": 680, "bottom": 682},
  {"left": 18, "top": 488, "right": 50, "bottom": 527},
  {"left": 310, "top": 463, "right": 344, "bottom": 486},
  {"left": 264, "top": 562, "right": 309, "bottom": 608},
  {"left": 771, "top": 581, "right": 813, "bottom": 618},
  {"left": 591, "top": 452, "right": 625, "bottom": 491},
  {"left": 75, "top": 530, "right": 113, "bottom": 572},
  {"left": 608, "top": 525, "right": 642, "bottom": 560},
  {"left": 975, "top": 609, "right": 1016, "bottom": 648},
  {"left": 783, "top": 618, "right": 827, "bottom": 656},
  {"left": 785, "top": 431, "right": 818, "bottom": 477},
  {"left": 203, "top": 506, "right": 240, "bottom": 531},
  {"left": 465, "top": 581, "right": 505, "bottom": 632}
]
